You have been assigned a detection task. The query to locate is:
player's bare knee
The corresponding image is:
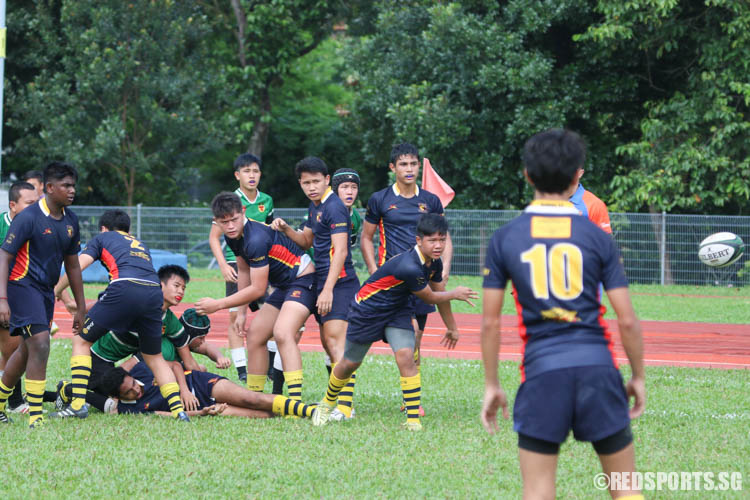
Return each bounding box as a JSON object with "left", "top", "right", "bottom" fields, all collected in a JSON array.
[{"left": 27, "top": 333, "right": 51, "bottom": 362}]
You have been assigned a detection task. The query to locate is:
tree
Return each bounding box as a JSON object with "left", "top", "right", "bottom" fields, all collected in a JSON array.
[
  {"left": 579, "top": 0, "right": 750, "bottom": 214},
  {"left": 199, "top": 0, "right": 342, "bottom": 158},
  {"left": 345, "top": 1, "right": 640, "bottom": 209},
  {"left": 7, "top": 0, "right": 223, "bottom": 205}
]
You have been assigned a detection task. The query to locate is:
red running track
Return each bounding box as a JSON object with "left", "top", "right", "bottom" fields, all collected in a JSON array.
[{"left": 53, "top": 303, "right": 750, "bottom": 370}]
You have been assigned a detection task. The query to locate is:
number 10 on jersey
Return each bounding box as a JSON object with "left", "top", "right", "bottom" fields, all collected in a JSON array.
[{"left": 520, "top": 243, "right": 583, "bottom": 300}]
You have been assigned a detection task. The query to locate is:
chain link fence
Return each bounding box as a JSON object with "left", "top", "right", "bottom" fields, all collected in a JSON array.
[{"left": 70, "top": 205, "right": 750, "bottom": 286}]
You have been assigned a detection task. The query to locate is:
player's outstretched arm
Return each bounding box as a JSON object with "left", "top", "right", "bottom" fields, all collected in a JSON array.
[
  {"left": 209, "top": 223, "right": 237, "bottom": 283},
  {"left": 177, "top": 344, "right": 202, "bottom": 372},
  {"left": 442, "top": 233, "right": 453, "bottom": 283},
  {"left": 168, "top": 360, "right": 199, "bottom": 412},
  {"left": 195, "top": 263, "right": 268, "bottom": 317},
  {"left": 196, "top": 343, "right": 231, "bottom": 369},
  {"left": 480, "top": 288, "right": 509, "bottom": 434},
  {"left": 270, "top": 218, "right": 313, "bottom": 250},
  {"left": 360, "top": 221, "right": 378, "bottom": 274},
  {"left": 412, "top": 283, "right": 478, "bottom": 307},
  {"left": 606, "top": 286, "right": 646, "bottom": 418}
]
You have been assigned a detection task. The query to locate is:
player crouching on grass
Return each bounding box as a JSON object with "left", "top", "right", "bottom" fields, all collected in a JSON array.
[
  {"left": 480, "top": 129, "right": 646, "bottom": 500},
  {"left": 97, "top": 359, "right": 317, "bottom": 419},
  {"left": 312, "top": 214, "right": 478, "bottom": 431}
]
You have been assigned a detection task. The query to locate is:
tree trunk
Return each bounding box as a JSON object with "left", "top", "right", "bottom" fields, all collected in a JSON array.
[{"left": 247, "top": 86, "right": 271, "bottom": 157}]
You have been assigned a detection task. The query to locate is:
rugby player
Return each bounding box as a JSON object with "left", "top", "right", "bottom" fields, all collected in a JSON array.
[
  {"left": 97, "top": 359, "right": 316, "bottom": 419},
  {"left": 360, "top": 143, "right": 454, "bottom": 415},
  {"left": 196, "top": 192, "right": 316, "bottom": 402},
  {"left": 480, "top": 129, "right": 645, "bottom": 499},
  {"left": 0, "top": 181, "right": 39, "bottom": 414},
  {"left": 271, "top": 157, "right": 360, "bottom": 419},
  {"left": 313, "top": 214, "right": 477, "bottom": 430},
  {"left": 52, "top": 209, "right": 189, "bottom": 421},
  {"left": 0, "top": 162, "right": 87, "bottom": 427},
  {"left": 208, "top": 153, "right": 275, "bottom": 383}
]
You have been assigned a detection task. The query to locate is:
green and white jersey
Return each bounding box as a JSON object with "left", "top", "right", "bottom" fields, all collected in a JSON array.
[
  {"left": 223, "top": 188, "right": 275, "bottom": 262},
  {"left": 0, "top": 212, "right": 12, "bottom": 241},
  {"left": 90, "top": 309, "right": 187, "bottom": 362}
]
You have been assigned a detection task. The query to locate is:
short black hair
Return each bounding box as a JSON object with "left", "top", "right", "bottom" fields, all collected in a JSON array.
[
  {"left": 8, "top": 181, "right": 37, "bottom": 203},
  {"left": 234, "top": 153, "right": 262, "bottom": 171},
  {"left": 523, "top": 129, "right": 585, "bottom": 194},
  {"left": 94, "top": 367, "right": 129, "bottom": 398},
  {"left": 294, "top": 156, "right": 328, "bottom": 179},
  {"left": 43, "top": 161, "right": 78, "bottom": 185},
  {"left": 211, "top": 191, "right": 243, "bottom": 218},
  {"left": 99, "top": 209, "right": 130, "bottom": 232},
  {"left": 416, "top": 213, "right": 449, "bottom": 237},
  {"left": 390, "top": 143, "right": 419, "bottom": 165},
  {"left": 158, "top": 264, "right": 190, "bottom": 284},
  {"left": 21, "top": 170, "right": 43, "bottom": 183}
]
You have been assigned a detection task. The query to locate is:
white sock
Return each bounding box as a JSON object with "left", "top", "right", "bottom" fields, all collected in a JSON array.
[
  {"left": 266, "top": 340, "right": 277, "bottom": 353},
  {"left": 273, "top": 351, "right": 284, "bottom": 371},
  {"left": 230, "top": 348, "right": 247, "bottom": 368},
  {"left": 324, "top": 355, "right": 331, "bottom": 368}
]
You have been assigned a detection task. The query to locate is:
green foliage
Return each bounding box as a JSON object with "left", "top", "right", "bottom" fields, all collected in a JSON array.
[
  {"left": 6, "top": 0, "right": 224, "bottom": 205},
  {"left": 346, "top": 1, "right": 639, "bottom": 209},
  {"left": 579, "top": 0, "right": 750, "bottom": 214}
]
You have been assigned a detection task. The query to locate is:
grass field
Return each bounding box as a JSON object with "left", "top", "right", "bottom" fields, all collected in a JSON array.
[{"left": 2, "top": 269, "right": 748, "bottom": 498}]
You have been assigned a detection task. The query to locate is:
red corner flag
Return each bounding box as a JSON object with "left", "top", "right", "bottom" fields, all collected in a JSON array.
[{"left": 422, "top": 158, "right": 455, "bottom": 207}]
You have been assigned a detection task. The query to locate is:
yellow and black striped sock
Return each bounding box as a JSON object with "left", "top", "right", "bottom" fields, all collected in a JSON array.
[
  {"left": 401, "top": 374, "right": 422, "bottom": 424},
  {"left": 272, "top": 395, "right": 315, "bottom": 418},
  {"left": 70, "top": 354, "right": 92, "bottom": 410},
  {"left": 26, "top": 379, "right": 46, "bottom": 426},
  {"left": 246, "top": 374, "right": 266, "bottom": 392},
  {"left": 283, "top": 369, "right": 303, "bottom": 400},
  {"left": 159, "top": 382, "right": 185, "bottom": 417},
  {"left": 336, "top": 371, "right": 356, "bottom": 417},
  {"left": 324, "top": 370, "right": 350, "bottom": 406},
  {"left": 617, "top": 495, "right": 644, "bottom": 500},
  {"left": 0, "top": 379, "right": 14, "bottom": 411}
]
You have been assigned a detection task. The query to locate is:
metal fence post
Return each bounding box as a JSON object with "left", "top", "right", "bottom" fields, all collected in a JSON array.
[
  {"left": 660, "top": 211, "right": 666, "bottom": 286},
  {"left": 136, "top": 203, "right": 142, "bottom": 240}
]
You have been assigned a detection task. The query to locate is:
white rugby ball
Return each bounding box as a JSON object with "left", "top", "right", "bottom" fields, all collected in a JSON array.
[{"left": 698, "top": 232, "right": 745, "bottom": 267}]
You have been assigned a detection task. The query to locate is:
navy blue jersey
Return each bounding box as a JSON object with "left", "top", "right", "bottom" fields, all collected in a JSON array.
[
  {"left": 1, "top": 198, "right": 80, "bottom": 289},
  {"left": 365, "top": 184, "right": 444, "bottom": 266},
  {"left": 117, "top": 362, "right": 222, "bottom": 414},
  {"left": 482, "top": 200, "right": 628, "bottom": 381},
  {"left": 305, "top": 188, "right": 355, "bottom": 280},
  {"left": 350, "top": 246, "right": 442, "bottom": 318},
  {"left": 82, "top": 231, "right": 159, "bottom": 282},
  {"left": 226, "top": 219, "right": 306, "bottom": 288}
]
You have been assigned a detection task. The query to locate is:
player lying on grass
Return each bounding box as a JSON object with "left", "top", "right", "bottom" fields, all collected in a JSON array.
[
  {"left": 196, "top": 192, "right": 316, "bottom": 401},
  {"left": 97, "top": 359, "right": 316, "bottom": 419},
  {"left": 480, "top": 128, "right": 646, "bottom": 500},
  {"left": 312, "top": 214, "right": 478, "bottom": 431},
  {"left": 52, "top": 210, "right": 190, "bottom": 421}
]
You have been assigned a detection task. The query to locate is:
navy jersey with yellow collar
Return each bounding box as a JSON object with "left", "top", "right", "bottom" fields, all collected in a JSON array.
[
  {"left": 226, "top": 218, "right": 306, "bottom": 288},
  {"left": 350, "top": 246, "right": 442, "bottom": 318},
  {"left": 1, "top": 198, "right": 80, "bottom": 289},
  {"left": 305, "top": 187, "right": 355, "bottom": 281},
  {"left": 482, "top": 200, "right": 628, "bottom": 382},
  {"left": 82, "top": 231, "right": 159, "bottom": 282},
  {"left": 365, "top": 184, "right": 444, "bottom": 266}
]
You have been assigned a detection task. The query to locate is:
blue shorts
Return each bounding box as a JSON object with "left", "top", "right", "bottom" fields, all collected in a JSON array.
[
  {"left": 265, "top": 273, "right": 316, "bottom": 313},
  {"left": 317, "top": 275, "right": 360, "bottom": 323},
  {"left": 345, "top": 310, "right": 414, "bottom": 345},
  {"left": 413, "top": 296, "right": 436, "bottom": 317},
  {"left": 83, "top": 280, "right": 164, "bottom": 356},
  {"left": 8, "top": 282, "right": 54, "bottom": 337},
  {"left": 188, "top": 371, "right": 226, "bottom": 408},
  {"left": 513, "top": 365, "right": 630, "bottom": 444}
]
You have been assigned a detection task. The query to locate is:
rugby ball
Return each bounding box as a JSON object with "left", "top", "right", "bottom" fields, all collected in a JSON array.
[{"left": 698, "top": 232, "right": 745, "bottom": 267}]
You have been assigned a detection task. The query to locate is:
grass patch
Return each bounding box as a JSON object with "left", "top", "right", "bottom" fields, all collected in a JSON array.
[{"left": 1, "top": 345, "right": 747, "bottom": 498}]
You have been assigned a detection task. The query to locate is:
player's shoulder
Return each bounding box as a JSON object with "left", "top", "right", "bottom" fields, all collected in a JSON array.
[
  {"left": 13, "top": 202, "right": 40, "bottom": 223},
  {"left": 256, "top": 190, "right": 274, "bottom": 204},
  {"left": 64, "top": 206, "right": 80, "bottom": 223},
  {"left": 581, "top": 188, "right": 608, "bottom": 209},
  {"left": 368, "top": 185, "right": 393, "bottom": 203}
]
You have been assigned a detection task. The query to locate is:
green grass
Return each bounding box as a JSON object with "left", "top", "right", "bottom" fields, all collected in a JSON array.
[
  {"left": 1, "top": 347, "right": 748, "bottom": 498},
  {"left": 88, "top": 267, "right": 747, "bottom": 323}
]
